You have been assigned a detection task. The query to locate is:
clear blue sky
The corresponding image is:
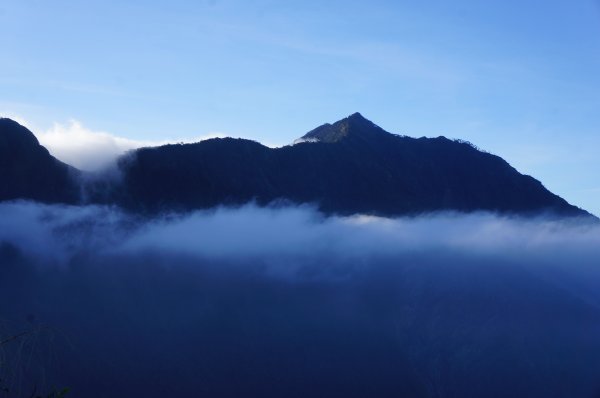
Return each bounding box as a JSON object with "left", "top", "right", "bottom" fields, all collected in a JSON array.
[{"left": 1, "top": 0, "right": 599, "bottom": 215}]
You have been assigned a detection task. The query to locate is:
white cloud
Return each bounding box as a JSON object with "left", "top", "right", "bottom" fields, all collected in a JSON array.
[
  {"left": 292, "top": 137, "right": 320, "bottom": 145},
  {"left": 1, "top": 112, "right": 276, "bottom": 169},
  {"left": 34, "top": 120, "right": 226, "bottom": 171},
  {"left": 0, "top": 202, "right": 598, "bottom": 273}
]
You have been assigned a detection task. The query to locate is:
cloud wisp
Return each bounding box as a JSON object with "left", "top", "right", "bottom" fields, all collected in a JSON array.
[{"left": 34, "top": 120, "right": 226, "bottom": 171}]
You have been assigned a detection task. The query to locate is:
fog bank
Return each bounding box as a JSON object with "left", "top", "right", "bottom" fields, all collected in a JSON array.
[{"left": 1, "top": 202, "right": 600, "bottom": 397}]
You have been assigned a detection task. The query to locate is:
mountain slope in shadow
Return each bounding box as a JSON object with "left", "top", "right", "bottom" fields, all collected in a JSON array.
[
  {"left": 0, "top": 118, "right": 80, "bottom": 204},
  {"left": 104, "top": 113, "right": 589, "bottom": 217},
  {"left": 0, "top": 114, "right": 592, "bottom": 218}
]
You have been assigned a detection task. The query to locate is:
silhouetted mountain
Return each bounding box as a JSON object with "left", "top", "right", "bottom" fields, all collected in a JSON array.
[
  {"left": 0, "top": 115, "right": 593, "bottom": 218},
  {"left": 0, "top": 118, "right": 80, "bottom": 204},
  {"left": 103, "top": 113, "right": 589, "bottom": 217}
]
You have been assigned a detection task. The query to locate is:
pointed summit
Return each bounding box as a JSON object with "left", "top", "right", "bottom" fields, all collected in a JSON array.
[
  {"left": 346, "top": 112, "right": 370, "bottom": 123},
  {"left": 298, "top": 113, "right": 389, "bottom": 143},
  {"left": 345, "top": 111, "right": 366, "bottom": 120}
]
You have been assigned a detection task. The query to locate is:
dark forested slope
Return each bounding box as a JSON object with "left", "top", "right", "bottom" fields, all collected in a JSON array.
[
  {"left": 108, "top": 113, "right": 587, "bottom": 217},
  {"left": 0, "top": 118, "right": 79, "bottom": 204},
  {"left": 0, "top": 114, "right": 591, "bottom": 217}
]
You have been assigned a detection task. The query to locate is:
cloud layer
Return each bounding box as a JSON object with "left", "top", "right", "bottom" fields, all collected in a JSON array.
[{"left": 1, "top": 202, "right": 600, "bottom": 397}]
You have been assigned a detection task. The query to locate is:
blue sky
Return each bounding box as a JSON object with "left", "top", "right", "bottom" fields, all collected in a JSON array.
[{"left": 1, "top": 0, "right": 599, "bottom": 215}]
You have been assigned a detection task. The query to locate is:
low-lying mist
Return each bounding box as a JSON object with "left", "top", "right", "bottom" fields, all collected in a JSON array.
[{"left": 1, "top": 202, "right": 600, "bottom": 398}]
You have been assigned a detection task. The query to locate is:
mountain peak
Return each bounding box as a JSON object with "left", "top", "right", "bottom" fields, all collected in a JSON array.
[
  {"left": 347, "top": 111, "right": 367, "bottom": 121},
  {"left": 298, "top": 113, "right": 388, "bottom": 144},
  {"left": 0, "top": 118, "right": 41, "bottom": 150},
  {"left": 0, "top": 115, "right": 592, "bottom": 218}
]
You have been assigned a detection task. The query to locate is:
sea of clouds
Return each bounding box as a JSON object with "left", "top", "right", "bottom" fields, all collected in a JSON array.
[{"left": 1, "top": 202, "right": 600, "bottom": 397}]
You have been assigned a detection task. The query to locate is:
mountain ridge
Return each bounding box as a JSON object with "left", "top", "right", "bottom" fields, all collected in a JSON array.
[{"left": 0, "top": 115, "right": 594, "bottom": 219}]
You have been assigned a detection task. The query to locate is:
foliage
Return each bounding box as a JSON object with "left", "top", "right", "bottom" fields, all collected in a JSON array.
[{"left": 0, "top": 329, "right": 69, "bottom": 398}]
